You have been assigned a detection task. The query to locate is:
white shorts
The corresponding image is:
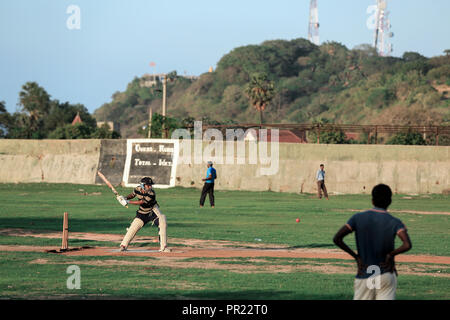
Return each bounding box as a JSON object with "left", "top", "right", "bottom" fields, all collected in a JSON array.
[{"left": 353, "top": 272, "right": 397, "bottom": 300}]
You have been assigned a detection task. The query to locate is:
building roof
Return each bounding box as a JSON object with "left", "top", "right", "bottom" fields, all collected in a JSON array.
[
  {"left": 245, "top": 129, "right": 307, "bottom": 143},
  {"left": 71, "top": 112, "right": 83, "bottom": 125}
]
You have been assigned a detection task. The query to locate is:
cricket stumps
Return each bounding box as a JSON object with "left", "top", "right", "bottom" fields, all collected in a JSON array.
[{"left": 61, "top": 212, "right": 69, "bottom": 251}]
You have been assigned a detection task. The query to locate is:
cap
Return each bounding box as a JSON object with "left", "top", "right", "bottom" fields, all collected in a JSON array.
[{"left": 140, "top": 177, "right": 154, "bottom": 186}]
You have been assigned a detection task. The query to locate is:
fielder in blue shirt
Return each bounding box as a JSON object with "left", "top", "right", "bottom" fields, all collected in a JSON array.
[{"left": 200, "top": 161, "right": 217, "bottom": 208}]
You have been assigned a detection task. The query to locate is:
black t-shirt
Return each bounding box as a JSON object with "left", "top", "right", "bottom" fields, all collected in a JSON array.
[{"left": 346, "top": 207, "right": 406, "bottom": 279}]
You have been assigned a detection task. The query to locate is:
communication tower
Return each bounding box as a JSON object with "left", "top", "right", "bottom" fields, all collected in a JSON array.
[{"left": 308, "top": 0, "right": 320, "bottom": 45}]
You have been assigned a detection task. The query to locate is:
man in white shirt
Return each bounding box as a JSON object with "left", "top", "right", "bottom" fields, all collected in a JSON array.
[{"left": 316, "top": 164, "right": 329, "bottom": 200}]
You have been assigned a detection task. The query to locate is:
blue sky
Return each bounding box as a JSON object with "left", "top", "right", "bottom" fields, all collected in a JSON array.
[{"left": 1, "top": 0, "right": 449, "bottom": 114}]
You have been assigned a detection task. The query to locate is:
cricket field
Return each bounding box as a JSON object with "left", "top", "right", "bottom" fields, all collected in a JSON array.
[{"left": 0, "top": 183, "right": 448, "bottom": 300}]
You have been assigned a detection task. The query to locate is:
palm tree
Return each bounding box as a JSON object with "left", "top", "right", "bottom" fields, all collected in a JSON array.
[
  {"left": 244, "top": 73, "right": 275, "bottom": 125},
  {"left": 18, "top": 82, "right": 51, "bottom": 132}
]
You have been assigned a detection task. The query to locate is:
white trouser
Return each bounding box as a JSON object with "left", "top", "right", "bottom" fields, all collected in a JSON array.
[
  {"left": 152, "top": 205, "right": 168, "bottom": 251},
  {"left": 120, "top": 205, "right": 168, "bottom": 251},
  {"left": 354, "top": 272, "right": 397, "bottom": 300},
  {"left": 120, "top": 218, "right": 144, "bottom": 249}
]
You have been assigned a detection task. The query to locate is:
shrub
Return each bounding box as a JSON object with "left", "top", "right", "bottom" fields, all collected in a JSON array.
[{"left": 386, "top": 132, "right": 426, "bottom": 145}]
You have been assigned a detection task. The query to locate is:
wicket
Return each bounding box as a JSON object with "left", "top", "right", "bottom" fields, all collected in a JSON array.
[{"left": 61, "top": 212, "right": 69, "bottom": 251}]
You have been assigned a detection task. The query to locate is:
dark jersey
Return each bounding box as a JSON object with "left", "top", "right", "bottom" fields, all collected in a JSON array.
[
  {"left": 131, "top": 186, "right": 158, "bottom": 215},
  {"left": 346, "top": 207, "right": 406, "bottom": 279}
]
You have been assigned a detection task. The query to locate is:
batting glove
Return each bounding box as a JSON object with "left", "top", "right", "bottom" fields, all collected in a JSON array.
[{"left": 117, "top": 195, "right": 129, "bottom": 207}]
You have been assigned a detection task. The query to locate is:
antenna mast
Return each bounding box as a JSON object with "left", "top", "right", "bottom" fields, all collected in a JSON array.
[
  {"left": 308, "top": 0, "right": 320, "bottom": 45},
  {"left": 373, "top": 0, "right": 394, "bottom": 56}
]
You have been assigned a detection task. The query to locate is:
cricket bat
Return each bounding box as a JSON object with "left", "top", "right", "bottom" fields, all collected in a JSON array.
[{"left": 97, "top": 171, "right": 128, "bottom": 208}]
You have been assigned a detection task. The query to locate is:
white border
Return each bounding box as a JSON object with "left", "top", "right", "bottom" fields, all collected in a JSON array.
[{"left": 122, "top": 139, "right": 180, "bottom": 188}]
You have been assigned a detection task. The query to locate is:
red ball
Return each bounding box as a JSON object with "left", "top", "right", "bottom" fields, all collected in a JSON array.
[{"left": 296, "top": 218, "right": 300, "bottom": 223}]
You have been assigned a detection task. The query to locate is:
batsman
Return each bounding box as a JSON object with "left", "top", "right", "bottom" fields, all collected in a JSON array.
[{"left": 117, "top": 177, "right": 170, "bottom": 252}]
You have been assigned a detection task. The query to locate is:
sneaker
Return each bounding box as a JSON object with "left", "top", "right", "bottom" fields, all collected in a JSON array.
[
  {"left": 159, "top": 247, "right": 171, "bottom": 253},
  {"left": 119, "top": 245, "right": 127, "bottom": 252}
]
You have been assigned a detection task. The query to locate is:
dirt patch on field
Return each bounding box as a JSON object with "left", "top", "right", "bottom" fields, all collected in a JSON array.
[
  {"left": 28, "top": 257, "right": 353, "bottom": 275},
  {"left": 343, "top": 209, "right": 450, "bottom": 216},
  {"left": 28, "top": 257, "right": 449, "bottom": 278},
  {"left": 1, "top": 227, "right": 449, "bottom": 265},
  {"left": 390, "top": 210, "right": 450, "bottom": 216},
  {"left": 2, "top": 228, "right": 450, "bottom": 277},
  {"left": 2, "top": 242, "right": 449, "bottom": 266},
  {"left": 0, "top": 228, "right": 289, "bottom": 249}
]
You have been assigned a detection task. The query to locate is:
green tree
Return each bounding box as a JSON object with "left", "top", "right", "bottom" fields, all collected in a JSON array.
[
  {"left": 244, "top": 73, "right": 275, "bottom": 125},
  {"left": 18, "top": 82, "right": 51, "bottom": 135},
  {"left": 138, "top": 113, "right": 180, "bottom": 138},
  {"left": 41, "top": 101, "right": 97, "bottom": 137},
  {"left": 309, "top": 119, "right": 350, "bottom": 144},
  {"left": 386, "top": 132, "right": 426, "bottom": 145},
  {"left": 91, "top": 123, "right": 121, "bottom": 139},
  {"left": 48, "top": 123, "right": 93, "bottom": 139},
  {"left": 0, "top": 101, "right": 12, "bottom": 138},
  {"left": 402, "top": 52, "right": 426, "bottom": 62},
  {"left": 319, "top": 130, "right": 349, "bottom": 144}
]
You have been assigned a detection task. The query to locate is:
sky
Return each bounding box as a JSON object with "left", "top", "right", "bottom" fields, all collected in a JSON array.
[{"left": 1, "top": 0, "right": 449, "bottom": 114}]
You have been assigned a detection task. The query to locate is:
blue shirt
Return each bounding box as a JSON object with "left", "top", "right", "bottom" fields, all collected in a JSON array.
[
  {"left": 346, "top": 208, "right": 406, "bottom": 279},
  {"left": 205, "top": 167, "right": 216, "bottom": 183},
  {"left": 316, "top": 169, "right": 325, "bottom": 181}
]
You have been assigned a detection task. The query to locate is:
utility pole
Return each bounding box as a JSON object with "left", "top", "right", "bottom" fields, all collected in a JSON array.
[
  {"left": 162, "top": 74, "right": 167, "bottom": 138},
  {"left": 162, "top": 74, "right": 167, "bottom": 118},
  {"left": 147, "top": 107, "right": 152, "bottom": 138}
]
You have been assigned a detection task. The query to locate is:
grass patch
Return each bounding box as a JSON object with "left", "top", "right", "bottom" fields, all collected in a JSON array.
[{"left": 0, "top": 183, "right": 448, "bottom": 299}]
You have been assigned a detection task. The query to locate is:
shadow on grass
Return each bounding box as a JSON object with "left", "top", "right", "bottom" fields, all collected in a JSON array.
[
  {"left": 287, "top": 243, "right": 335, "bottom": 249},
  {"left": 237, "top": 243, "right": 335, "bottom": 250},
  {"left": 0, "top": 217, "right": 203, "bottom": 234},
  {"left": 0, "top": 217, "right": 133, "bottom": 234},
  {"left": 29, "top": 290, "right": 346, "bottom": 300}
]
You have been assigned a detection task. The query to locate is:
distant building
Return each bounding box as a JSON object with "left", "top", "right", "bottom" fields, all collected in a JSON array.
[
  {"left": 97, "top": 121, "right": 120, "bottom": 133},
  {"left": 140, "top": 74, "right": 164, "bottom": 87},
  {"left": 182, "top": 75, "right": 199, "bottom": 81},
  {"left": 71, "top": 112, "right": 83, "bottom": 125},
  {"left": 140, "top": 73, "right": 198, "bottom": 88},
  {"left": 345, "top": 132, "right": 361, "bottom": 141},
  {"left": 244, "top": 129, "right": 307, "bottom": 143}
]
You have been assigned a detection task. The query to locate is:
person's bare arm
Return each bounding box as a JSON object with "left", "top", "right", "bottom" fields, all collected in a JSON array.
[
  {"left": 125, "top": 192, "right": 135, "bottom": 200},
  {"left": 202, "top": 174, "right": 212, "bottom": 182},
  {"left": 127, "top": 199, "right": 144, "bottom": 206},
  {"left": 333, "top": 225, "right": 365, "bottom": 275},
  {"left": 381, "top": 229, "right": 412, "bottom": 272},
  {"left": 333, "top": 225, "right": 358, "bottom": 259}
]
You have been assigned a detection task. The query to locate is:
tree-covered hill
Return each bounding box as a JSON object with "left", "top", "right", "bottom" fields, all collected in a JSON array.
[{"left": 93, "top": 38, "right": 450, "bottom": 138}]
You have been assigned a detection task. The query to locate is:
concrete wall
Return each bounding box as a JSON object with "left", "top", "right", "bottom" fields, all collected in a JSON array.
[
  {"left": 175, "top": 141, "right": 450, "bottom": 195},
  {"left": 0, "top": 139, "right": 448, "bottom": 194},
  {"left": 0, "top": 140, "right": 101, "bottom": 184}
]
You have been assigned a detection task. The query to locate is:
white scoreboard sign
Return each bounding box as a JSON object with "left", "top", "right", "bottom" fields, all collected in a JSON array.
[{"left": 123, "top": 139, "right": 179, "bottom": 188}]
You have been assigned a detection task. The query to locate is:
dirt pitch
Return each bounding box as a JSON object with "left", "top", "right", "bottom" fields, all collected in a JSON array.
[{"left": 1, "top": 228, "right": 449, "bottom": 278}]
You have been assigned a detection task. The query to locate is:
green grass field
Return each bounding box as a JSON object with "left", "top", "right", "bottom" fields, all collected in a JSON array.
[{"left": 0, "top": 183, "right": 448, "bottom": 299}]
